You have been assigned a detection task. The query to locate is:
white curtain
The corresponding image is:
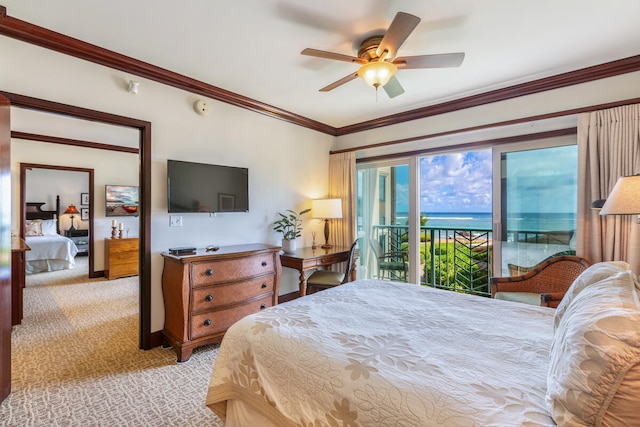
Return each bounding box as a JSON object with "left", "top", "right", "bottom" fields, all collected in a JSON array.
[{"left": 576, "top": 104, "right": 640, "bottom": 273}]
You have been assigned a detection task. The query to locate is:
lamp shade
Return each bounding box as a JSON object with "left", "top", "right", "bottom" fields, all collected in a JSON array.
[
  {"left": 312, "top": 198, "right": 343, "bottom": 219},
  {"left": 63, "top": 204, "right": 80, "bottom": 215},
  {"left": 600, "top": 175, "right": 640, "bottom": 215},
  {"left": 357, "top": 61, "right": 397, "bottom": 88}
]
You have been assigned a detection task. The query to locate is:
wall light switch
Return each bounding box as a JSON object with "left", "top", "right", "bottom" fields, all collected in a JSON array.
[{"left": 170, "top": 215, "right": 183, "bottom": 227}]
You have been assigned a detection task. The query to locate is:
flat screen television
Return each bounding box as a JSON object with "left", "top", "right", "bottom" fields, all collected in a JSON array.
[
  {"left": 105, "top": 185, "right": 139, "bottom": 217},
  {"left": 167, "top": 159, "right": 249, "bottom": 213}
]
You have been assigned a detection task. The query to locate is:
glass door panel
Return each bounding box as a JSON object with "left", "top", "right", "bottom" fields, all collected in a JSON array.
[
  {"left": 494, "top": 144, "right": 577, "bottom": 276},
  {"left": 357, "top": 162, "right": 410, "bottom": 282}
]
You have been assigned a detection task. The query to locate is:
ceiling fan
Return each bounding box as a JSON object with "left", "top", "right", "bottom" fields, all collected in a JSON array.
[{"left": 301, "top": 12, "right": 465, "bottom": 98}]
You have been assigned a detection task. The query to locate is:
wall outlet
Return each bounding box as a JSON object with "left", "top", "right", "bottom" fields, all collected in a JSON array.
[{"left": 169, "top": 215, "right": 182, "bottom": 227}]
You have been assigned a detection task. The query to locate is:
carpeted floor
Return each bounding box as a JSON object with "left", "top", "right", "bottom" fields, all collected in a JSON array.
[{"left": 0, "top": 258, "right": 223, "bottom": 426}]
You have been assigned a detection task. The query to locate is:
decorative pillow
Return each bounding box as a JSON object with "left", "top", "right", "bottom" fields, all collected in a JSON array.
[
  {"left": 554, "top": 261, "right": 630, "bottom": 330},
  {"left": 546, "top": 269, "right": 640, "bottom": 426},
  {"left": 40, "top": 219, "right": 58, "bottom": 235},
  {"left": 25, "top": 220, "right": 42, "bottom": 236}
]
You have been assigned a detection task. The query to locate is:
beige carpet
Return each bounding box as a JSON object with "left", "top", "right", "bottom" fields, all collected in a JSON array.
[{"left": 0, "top": 258, "right": 223, "bottom": 426}]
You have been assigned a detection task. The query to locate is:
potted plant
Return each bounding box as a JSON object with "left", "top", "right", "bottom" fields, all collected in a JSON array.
[{"left": 273, "top": 208, "right": 311, "bottom": 253}]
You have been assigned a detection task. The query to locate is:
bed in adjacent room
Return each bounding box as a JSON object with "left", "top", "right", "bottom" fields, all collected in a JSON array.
[
  {"left": 24, "top": 199, "right": 78, "bottom": 274},
  {"left": 206, "top": 262, "right": 640, "bottom": 426}
]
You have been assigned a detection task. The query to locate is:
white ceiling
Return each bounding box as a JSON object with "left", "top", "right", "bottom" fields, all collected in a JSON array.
[{"left": 3, "top": 0, "right": 640, "bottom": 128}]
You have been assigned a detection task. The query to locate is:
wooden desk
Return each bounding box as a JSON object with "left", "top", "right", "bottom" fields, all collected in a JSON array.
[{"left": 280, "top": 246, "right": 353, "bottom": 297}]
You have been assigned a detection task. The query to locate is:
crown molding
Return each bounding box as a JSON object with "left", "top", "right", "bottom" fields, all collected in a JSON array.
[
  {"left": 2, "top": 5, "right": 640, "bottom": 137},
  {"left": 336, "top": 55, "right": 640, "bottom": 135},
  {"left": 0, "top": 6, "right": 336, "bottom": 135}
]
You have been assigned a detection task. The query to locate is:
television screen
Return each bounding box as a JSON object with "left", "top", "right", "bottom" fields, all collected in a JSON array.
[
  {"left": 167, "top": 160, "right": 249, "bottom": 213},
  {"left": 105, "top": 185, "right": 139, "bottom": 217}
]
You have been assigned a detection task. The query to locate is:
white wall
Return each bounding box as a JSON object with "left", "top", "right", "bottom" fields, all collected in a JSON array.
[{"left": 2, "top": 36, "right": 333, "bottom": 333}]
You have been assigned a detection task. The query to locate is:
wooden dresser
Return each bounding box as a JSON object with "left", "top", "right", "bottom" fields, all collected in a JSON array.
[
  {"left": 11, "top": 237, "right": 30, "bottom": 326},
  {"left": 105, "top": 237, "right": 139, "bottom": 280},
  {"left": 161, "top": 243, "right": 281, "bottom": 362}
]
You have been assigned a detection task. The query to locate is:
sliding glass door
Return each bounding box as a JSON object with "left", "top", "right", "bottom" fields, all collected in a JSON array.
[{"left": 356, "top": 138, "right": 578, "bottom": 292}]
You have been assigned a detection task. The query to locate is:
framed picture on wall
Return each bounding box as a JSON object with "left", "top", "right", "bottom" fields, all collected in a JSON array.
[
  {"left": 81, "top": 193, "right": 89, "bottom": 206},
  {"left": 81, "top": 208, "right": 89, "bottom": 221}
]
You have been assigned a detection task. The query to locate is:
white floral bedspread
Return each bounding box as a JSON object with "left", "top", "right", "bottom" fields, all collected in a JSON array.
[{"left": 206, "top": 279, "right": 556, "bottom": 426}]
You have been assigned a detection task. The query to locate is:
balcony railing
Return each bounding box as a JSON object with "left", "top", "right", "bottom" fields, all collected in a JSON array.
[{"left": 370, "top": 225, "right": 573, "bottom": 298}]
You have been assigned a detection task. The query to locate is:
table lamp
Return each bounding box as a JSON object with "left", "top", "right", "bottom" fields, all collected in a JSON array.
[
  {"left": 312, "top": 198, "right": 343, "bottom": 249},
  {"left": 64, "top": 204, "right": 80, "bottom": 231},
  {"left": 599, "top": 175, "right": 640, "bottom": 220}
]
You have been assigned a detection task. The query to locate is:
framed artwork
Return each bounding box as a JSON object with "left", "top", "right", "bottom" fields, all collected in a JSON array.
[
  {"left": 105, "top": 185, "right": 139, "bottom": 217},
  {"left": 81, "top": 208, "right": 89, "bottom": 221},
  {"left": 81, "top": 193, "right": 89, "bottom": 206},
  {"left": 218, "top": 193, "right": 235, "bottom": 211}
]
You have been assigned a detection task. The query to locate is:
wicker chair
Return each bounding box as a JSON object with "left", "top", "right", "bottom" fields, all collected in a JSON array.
[
  {"left": 307, "top": 241, "right": 359, "bottom": 294},
  {"left": 490, "top": 255, "right": 591, "bottom": 308}
]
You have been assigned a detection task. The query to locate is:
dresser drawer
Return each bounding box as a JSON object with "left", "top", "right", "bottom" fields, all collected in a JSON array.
[
  {"left": 109, "top": 250, "right": 138, "bottom": 265},
  {"left": 191, "top": 253, "right": 276, "bottom": 286},
  {"left": 190, "top": 294, "right": 273, "bottom": 340},
  {"left": 191, "top": 275, "right": 275, "bottom": 312},
  {"left": 108, "top": 262, "right": 138, "bottom": 279}
]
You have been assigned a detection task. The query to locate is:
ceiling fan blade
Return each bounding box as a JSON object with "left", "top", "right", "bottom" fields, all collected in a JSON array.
[
  {"left": 383, "top": 76, "right": 405, "bottom": 98},
  {"left": 394, "top": 52, "right": 465, "bottom": 69},
  {"left": 376, "top": 12, "right": 421, "bottom": 60},
  {"left": 319, "top": 72, "right": 359, "bottom": 92},
  {"left": 301, "top": 48, "right": 365, "bottom": 64}
]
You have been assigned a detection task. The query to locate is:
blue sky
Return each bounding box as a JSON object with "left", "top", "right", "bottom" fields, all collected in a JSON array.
[{"left": 395, "top": 145, "right": 577, "bottom": 214}]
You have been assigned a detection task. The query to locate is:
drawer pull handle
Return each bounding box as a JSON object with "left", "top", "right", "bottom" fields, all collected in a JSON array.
[
  {"left": 205, "top": 294, "right": 213, "bottom": 302},
  {"left": 260, "top": 304, "right": 266, "bottom": 310},
  {"left": 261, "top": 261, "right": 268, "bottom": 267},
  {"left": 261, "top": 282, "right": 267, "bottom": 289},
  {"left": 203, "top": 319, "right": 211, "bottom": 327},
  {"left": 205, "top": 269, "right": 213, "bottom": 276}
]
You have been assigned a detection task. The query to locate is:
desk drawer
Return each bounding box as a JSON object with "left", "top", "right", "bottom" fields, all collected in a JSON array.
[
  {"left": 191, "top": 275, "right": 275, "bottom": 311},
  {"left": 191, "top": 253, "right": 276, "bottom": 286},
  {"left": 190, "top": 295, "right": 273, "bottom": 339}
]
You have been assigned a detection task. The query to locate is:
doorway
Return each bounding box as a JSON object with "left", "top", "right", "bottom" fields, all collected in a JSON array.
[
  {"left": 2, "top": 91, "right": 152, "bottom": 350},
  {"left": 20, "top": 164, "right": 95, "bottom": 277}
]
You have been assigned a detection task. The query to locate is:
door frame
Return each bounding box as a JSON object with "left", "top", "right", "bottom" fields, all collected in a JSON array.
[
  {"left": 19, "top": 163, "right": 95, "bottom": 276},
  {"left": 1, "top": 90, "right": 154, "bottom": 350}
]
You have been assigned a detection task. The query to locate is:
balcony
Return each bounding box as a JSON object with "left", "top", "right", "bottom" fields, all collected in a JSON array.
[{"left": 370, "top": 225, "right": 573, "bottom": 297}]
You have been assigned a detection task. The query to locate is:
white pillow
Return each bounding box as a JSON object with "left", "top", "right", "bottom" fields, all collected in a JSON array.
[
  {"left": 546, "top": 269, "right": 640, "bottom": 426},
  {"left": 554, "top": 261, "right": 630, "bottom": 331},
  {"left": 40, "top": 219, "right": 58, "bottom": 235}
]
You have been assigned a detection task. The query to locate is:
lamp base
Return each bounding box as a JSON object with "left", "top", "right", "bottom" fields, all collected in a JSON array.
[{"left": 320, "top": 243, "right": 333, "bottom": 249}]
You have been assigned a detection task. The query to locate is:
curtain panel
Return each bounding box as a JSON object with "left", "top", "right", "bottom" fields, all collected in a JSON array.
[
  {"left": 576, "top": 104, "right": 640, "bottom": 273},
  {"left": 327, "top": 152, "right": 356, "bottom": 249}
]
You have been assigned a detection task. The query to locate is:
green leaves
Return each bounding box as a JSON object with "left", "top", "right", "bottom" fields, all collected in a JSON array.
[{"left": 273, "top": 208, "right": 311, "bottom": 240}]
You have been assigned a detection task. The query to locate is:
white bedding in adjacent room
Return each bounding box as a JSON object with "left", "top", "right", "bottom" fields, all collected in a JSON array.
[
  {"left": 25, "top": 234, "right": 78, "bottom": 274},
  {"left": 206, "top": 279, "right": 557, "bottom": 426}
]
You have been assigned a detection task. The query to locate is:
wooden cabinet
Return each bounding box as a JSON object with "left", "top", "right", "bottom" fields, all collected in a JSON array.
[
  {"left": 105, "top": 237, "right": 139, "bottom": 280},
  {"left": 66, "top": 229, "right": 89, "bottom": 256},
  {"left": 161, "top": 243, "right": 281, "bottom": 362}
]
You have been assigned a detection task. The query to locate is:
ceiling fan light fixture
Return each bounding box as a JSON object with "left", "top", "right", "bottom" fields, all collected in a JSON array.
[{"left": 357, "top": 61, "right": 397, "bottom": 88}]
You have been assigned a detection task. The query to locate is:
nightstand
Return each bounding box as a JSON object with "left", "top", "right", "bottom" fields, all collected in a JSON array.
[{"left": 66, "top": 229, "right": 89, "bottom": 256}]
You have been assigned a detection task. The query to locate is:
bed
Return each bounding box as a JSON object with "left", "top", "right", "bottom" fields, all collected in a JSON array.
[
  {"left": 206, "top": 262, "right": 640, "bottom": 426},
  {"left": 24, "top": 198, "right": 78, "bottom": 274}
]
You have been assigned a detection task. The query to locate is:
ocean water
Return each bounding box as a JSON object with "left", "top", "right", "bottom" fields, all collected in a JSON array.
[{"left": 398, "top": 212, "right": 576, "bottom": 232}]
